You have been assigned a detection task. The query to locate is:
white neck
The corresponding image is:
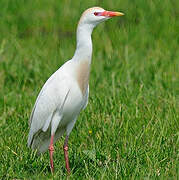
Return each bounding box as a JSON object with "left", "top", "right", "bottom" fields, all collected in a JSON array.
[{"left": 72, "top": 23, "right": 94, "bottom": 63}]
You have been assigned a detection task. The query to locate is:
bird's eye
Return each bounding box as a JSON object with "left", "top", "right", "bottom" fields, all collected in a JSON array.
[{"left": 94, "top": 12, "right": 100, "bottom": 16}]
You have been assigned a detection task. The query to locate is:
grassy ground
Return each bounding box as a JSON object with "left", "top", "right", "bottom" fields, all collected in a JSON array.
[{"left": 0, "top": 0, "right": 178, "bottom": 179}]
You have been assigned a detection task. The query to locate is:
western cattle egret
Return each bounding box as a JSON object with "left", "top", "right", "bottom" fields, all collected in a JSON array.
[{"left": 28, "top": 7, "right": 124, "bottom": 173}]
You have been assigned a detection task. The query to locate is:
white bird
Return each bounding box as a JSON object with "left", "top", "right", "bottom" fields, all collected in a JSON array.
[{"left": 28, "top": 7, "right": 124, "bottom": 173}]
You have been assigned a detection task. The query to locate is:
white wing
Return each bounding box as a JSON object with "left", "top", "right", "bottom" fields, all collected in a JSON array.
[{"left": 28, "top": 69, "right": 70, "bottom": 147}]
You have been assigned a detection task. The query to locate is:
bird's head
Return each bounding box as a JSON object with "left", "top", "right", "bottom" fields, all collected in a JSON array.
[{"left": 78, "top": 7, "right": 124, "bottom": 28}]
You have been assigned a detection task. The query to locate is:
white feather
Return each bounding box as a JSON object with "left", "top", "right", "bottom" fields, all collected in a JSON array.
[{"left": 28, "top": 60, "right": 86, "bottom": 153}]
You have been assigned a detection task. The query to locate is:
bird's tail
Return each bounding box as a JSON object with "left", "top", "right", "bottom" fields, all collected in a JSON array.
[{"left": 28, "top": 128, "right": 65, "bottom": 154}]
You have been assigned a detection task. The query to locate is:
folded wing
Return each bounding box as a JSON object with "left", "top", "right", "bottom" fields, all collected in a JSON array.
[{"left": 28, "top": 72, "right": 70, "bottom": 147}]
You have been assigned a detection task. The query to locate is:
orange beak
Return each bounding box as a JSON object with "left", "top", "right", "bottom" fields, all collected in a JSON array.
[{"left": 94, "top": 11, "right": 124, "bottom": 17}]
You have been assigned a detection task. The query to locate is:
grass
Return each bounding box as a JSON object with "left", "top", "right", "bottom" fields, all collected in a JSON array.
[{"left": 0, "top": 0, "right": 178, "bottom": 179}]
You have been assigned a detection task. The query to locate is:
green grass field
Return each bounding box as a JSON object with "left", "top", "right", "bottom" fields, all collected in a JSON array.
[{"left": 0, "top": 0, "right": 178, "bottom": 179}]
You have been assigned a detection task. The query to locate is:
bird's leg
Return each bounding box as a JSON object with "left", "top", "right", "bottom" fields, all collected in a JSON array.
[
  {"left": 49, "top": 134, "right": 54, "bottom": 173},
  {"left": 64, "top": 135, "right": 70, "bottom": 174}
]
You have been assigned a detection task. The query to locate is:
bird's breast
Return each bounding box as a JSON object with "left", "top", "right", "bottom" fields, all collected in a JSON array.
[{"left": 76, "top": 60, "right": 90, "bottom": 96}]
